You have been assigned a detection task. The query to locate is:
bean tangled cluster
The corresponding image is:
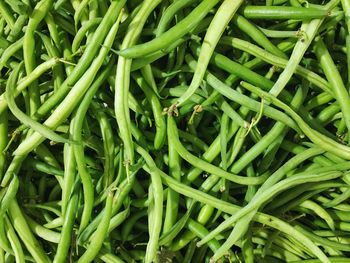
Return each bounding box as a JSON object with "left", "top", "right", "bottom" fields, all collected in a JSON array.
[{"left": 0, "top": 0, "right": 350, "bottom": 262}]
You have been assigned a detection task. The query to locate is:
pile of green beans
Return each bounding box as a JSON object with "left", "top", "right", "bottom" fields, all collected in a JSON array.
[{"left": 1, "top": 0, "right": 350, "bottom": 262}]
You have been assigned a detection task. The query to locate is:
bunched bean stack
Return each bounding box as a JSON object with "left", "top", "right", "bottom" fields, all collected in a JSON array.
[{"left": 1, "top": 0, "right": 350, "bottom": 262}]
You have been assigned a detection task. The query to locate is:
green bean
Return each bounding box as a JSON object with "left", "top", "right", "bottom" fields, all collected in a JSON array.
[
  {"left": 241, "top": 6, "right": 329, "bottom": 20},
  {"left": 183, "top": 240, "right": 197, "bottom": 263},
  {"left": 316, "top": 104, "right": 340, "bottom": 125},
  {"left": 273, "top": 189, "right": 347, "bottom": 215},
  {"left": 61, "top": 142, "right": 76, "bottom": 217},
  {"left": 108, "top": 207, "right": 130, "bottom": 234},
  {"left": 7, "top": 200, "right": 50, "bottom": 263},
  {"left": 220, "top": 113, "right": 229, "bottom": 170},
  {"left": 13, "top": 14, "right": 122, "bottom": 158},
  {"left": 0, "top": 176, "right": 19, "bottom": 217},
  {"left": 43, "top": 217, "right": 63, "bottom": 229},
  {"left": 132, "top": 72, "right": 166, "bottom": 149},
  {"left": 53, "top": 192, "right": 78, "bottom": 263},
  {"left": 324, "top": 187, "right": 350, "bottom": 207},
  {"left": 0, "top": 36, "right": 23, "bottom": 72},
  {"left": 0, "top": 57, "right": 60, "bottom": 116},
  {"left": 91, "top": 102, "right": 115, "bottom": 186},
  {"left": 136, "top": 146, "right": 163, "bottom": 263},
  {"left": 242, "top": 230, "right": 254, "bottom": 263},
  {"left": 120, "top": 209, "right": 147, "bottom": 242},
  {"left": 74, "top": 0, "right": 89, "bottom": 29},
  {"left": 227, "top": 127, "right": 246, "bottom": 165},
  {"left": 217, "top": 97, "right": 248, "bottom": 128},
  {"left": 140, "top": 64, "right": 161, "bottom": 97},
  {"left": 5, "top": 64, "right": 71, "bottom": 144},
  {"left": 78, "top": 192, "right": 113, "bottom": 263},
  {"left": 314, "top": 37, "right": 350, "bottom": 143},
  {"left": 118, "top": 0, "right": 220, "bottom": 59},
  {"left": 185, "top": 54, "right": 300, "bottom": 131},
  {"left": 72, "top": 109, "right": 94, "bottom": 233},
  {"left": 62, "top": 27, "right": 119, "bottom": 233},
  {"left": 4, "top": 217, "right": 24, "bottom": 263},
  {"left": 233, "top": 14, "right": 287, "bottom": 58},
  {"left": 0, "top": 1, "right": 15, "bottom": 29},
  {"left": 23, "top": 158, "right": 64, "bottom": 177},
  {"left": 177, "top": 220, "right": 223, "bottom": 253},
  {"left": 299, "top": 200, "right": 335, "bottom": 230},
  {"left": 0, "top": 65, "right": 24, "bottom": 187},
  {"left": 6, "top": 14, "right": 27, "bottom": 43},
  {"left": 130, "top": 37, "right": 188, "bottom": 71},
  {"left": 171, "top": 203, "right": 216, "bottom": 252},
  {"left": 159, "top": 169, "right": 330, "bottom": 263},
  {"left": 0, "top": 102, "right": 7, "bottom": 179},
  {"left": 178, "top": 130, "right": 209, "bottom": 152},
  {"left": 186, "top": 118, "right": 243, "bottom": 182},
  {"left": 229, "top": 122, "right": 290, "bottom": 174},
  {"left": 34, "top": 0, "right": 125, "bottom": 120},
  {"left": 315, "top": 195, "right": 350, "bottom": 212},
  {"left": 54, "top": 14, "right": 76, "bottom": 36},
  {"left": 88, "top": 0, "right": 98, "bottom": 19},
  {"left": 44, "top": 13, "right": 60, "bottom": 49},
  {"left": 111, "top": 163, "right": 142, "bottom": 215},
  {"left": 257, "top": 26, "right": 298, "bottom": 38},
  {"left": 98, "top": 249, "right": 124, "bottom": 263},
  {"left": 295, "top": 225, "right": 350, "bottom": 252},
  {"left": 169, "top": 0, "right": 243, "bottom": 111},
  {"left": 219, "top": 37, "right": 332, "bottom": 94},
  {"left": 168, "top": 116, "right": 267, "bottom": 185},
  {"left": 2, "top": 0, "right": 350, "bottom": 260},
  {"left": 23, "top": 0, "right": 53, "bottom": 113},
  {"left": 266, "top": 5, "right": 334, "bottom": 96},
  {"left": 163, "top": 117, "right": 181, "bottom": 235},
  {"left": 305, "top": 92, "right": 334, "bottom": 111},
  {"left": 115, "top": 0, "right": 161, "bottom": 164},
  {"left": 25, "top": 215, "right": 61, "bottom": 243},
  {"left": 241, "top": 81, "right": 350, "bottom": 160},
  {"left": 0, "top": 216, "right": 12, "bottom": 255},
  {"left": 78, "top": 206, "right": 128, "bottom": 246},
  {"left": 198, "top": 171, "right": 343, "bottom": 260},
  {"left": 36, "top": 32, "right": 64, "bottom": 91},
  {"left": 72, "top": 17, "right": 102, "bottom": 53},
  {"left": 156, "top": 0, "right": 198, "bottom": 36}
]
